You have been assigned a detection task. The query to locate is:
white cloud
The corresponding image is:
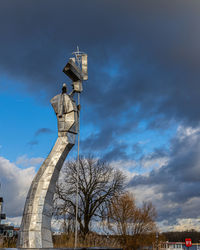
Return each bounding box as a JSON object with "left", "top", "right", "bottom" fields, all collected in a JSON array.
[
  {"left": 51, "top": 217, "right": 63, "bottom": 233},
  {"left": 177, "top": 125, "right": 200, "bottom": 141},
  {"left": 0, "top": 156, "right": 36, "bottom": 221},
  {"left": 16, "top": 154, "right": 44, "bottom": 168},
  {"left": 140, "top": 155, "right": 169, "bottom": 171},
  {"left": 110, "top": 160, "right": 138, "bottom": 181},
  {"left": 172, "top": 218, "right": 200, "bottom": 231},
  {"left": 4, "top": 216, "right": 22, "bottom": 227},
  {"left": 158, "top": 218, "right": 200, "bottom": 232},
  {"left": 127, "top": 185, "right": 163, "bottom": 207}
]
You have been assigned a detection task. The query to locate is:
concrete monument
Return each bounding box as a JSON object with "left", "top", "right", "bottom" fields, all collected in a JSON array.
[{"left": 17, "top": 51, "right": 88, "bottom": 248}]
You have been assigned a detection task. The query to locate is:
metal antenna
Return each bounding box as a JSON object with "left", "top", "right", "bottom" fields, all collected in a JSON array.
[
  {"left": 73, "top": 46, "right": 84, "bottom": 249},
  {"left": 72, "top": 46, "right": 85, "bottom": 68},
  {"left": 70, "top": 46, "right": 87, "bottom": 248}
]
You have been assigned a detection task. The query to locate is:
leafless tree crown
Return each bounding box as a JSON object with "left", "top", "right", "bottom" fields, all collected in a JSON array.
[{"left": 54, "top": 157, "right": 125, "bottom": 236}]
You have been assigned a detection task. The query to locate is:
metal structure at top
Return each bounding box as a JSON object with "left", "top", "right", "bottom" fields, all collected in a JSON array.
[
  {"left": 72, "top": 46, "right": 85, "bottom": 67},
  {"left": 63, "top": 46, "right": 88, "bottom": 83},
  {"left": 17, "top": 49, "right": 88, "bottom": 248}
]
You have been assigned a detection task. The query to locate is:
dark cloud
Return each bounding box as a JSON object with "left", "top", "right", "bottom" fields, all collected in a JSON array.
[
  {"left": 102, "top": 143, "right": 129, "bottom": 162},
  {"left": 1, "top": 0, "right": 200, "bottom": 127},
  {"left": 81, "top": 127, "right": 114, "bottom": 151},
  {"left": 27, "top": 140, "right": 38, "bottom": 147},
  {"left": 80, "top": 114, "right": 138, "bottom": 160},
  {"left": 147, "top": 117, "right": 175, "bottom": 131},
  {"left": 35, "top": 128, "right": 54, "bottom": 137},
  {"left": 27, "top": 128, "right": 54, "bottom": 146},
  {"left": 139, "top": 147, "right": 169, "bottom": 162}
]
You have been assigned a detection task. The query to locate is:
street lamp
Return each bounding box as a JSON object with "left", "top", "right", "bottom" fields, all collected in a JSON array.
[
  {"left": 0, "top": 197, "right": 6, "bottom": 225},
  {"left": 156, "top": 232, "right": 159, "bottom": 250}
]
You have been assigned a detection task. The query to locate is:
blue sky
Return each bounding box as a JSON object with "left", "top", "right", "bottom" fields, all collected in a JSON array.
[{"left": 1, "top": 0, "right": 200, "bottom": 231}]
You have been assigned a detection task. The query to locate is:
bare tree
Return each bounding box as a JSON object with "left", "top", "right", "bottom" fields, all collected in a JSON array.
[
  {"left": 54, "top": 157, "right": 125, "bottom": 237},
  {"left": 106, "top": 192, "right": 157, "bottom": 249}
]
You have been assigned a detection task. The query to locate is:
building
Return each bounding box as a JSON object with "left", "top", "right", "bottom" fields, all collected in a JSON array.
[
  {"left": 0, "top": 196, "right": 14, "bottom": 237},
  {"left": 160, "top": 242, "right": 200, "bottom": 250}
]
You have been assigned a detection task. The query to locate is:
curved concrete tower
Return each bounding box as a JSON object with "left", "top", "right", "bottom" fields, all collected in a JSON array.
[{"left": 17, "top": 85, "right": 79, "bottom": 248}]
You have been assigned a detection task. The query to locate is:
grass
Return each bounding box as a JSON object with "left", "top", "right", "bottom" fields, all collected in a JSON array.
[{"left": 53, "top": 232, "right": 121, "bottom": 248}]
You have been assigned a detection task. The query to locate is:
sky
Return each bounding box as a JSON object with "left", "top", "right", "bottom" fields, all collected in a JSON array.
[{"left": 1, "top": 0, "right": 200, "bottom": 232}]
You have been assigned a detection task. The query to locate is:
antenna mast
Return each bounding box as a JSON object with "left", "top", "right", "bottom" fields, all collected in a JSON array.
[{"left": 72, "top": 46, "right": 88, "bottom": 248}]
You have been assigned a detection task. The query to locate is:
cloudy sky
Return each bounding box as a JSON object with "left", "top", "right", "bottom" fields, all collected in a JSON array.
[{"left": 1, "top": 0, "right": 200, "bottom": 231}]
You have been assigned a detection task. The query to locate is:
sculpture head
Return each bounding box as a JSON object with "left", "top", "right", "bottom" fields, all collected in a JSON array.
[{"left": 62, "top": 83, "right": 67, "bottom": 94}]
